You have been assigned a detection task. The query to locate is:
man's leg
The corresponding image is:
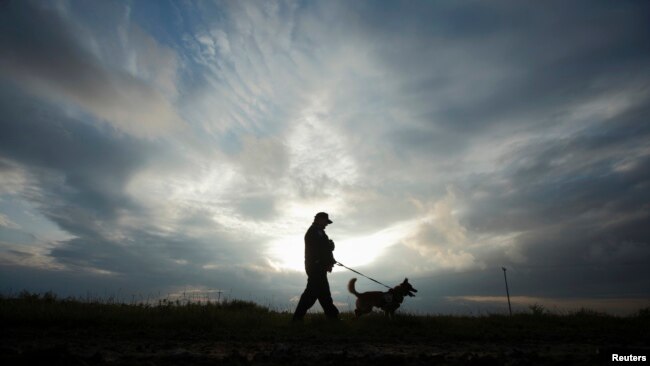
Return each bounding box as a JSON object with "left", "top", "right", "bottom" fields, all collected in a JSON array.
[
  {"left": 292, "top": 275, "right": 319, "bottom": 321},
  {"left": 314, "top": 272, "right": 339, "bottom": 319}
]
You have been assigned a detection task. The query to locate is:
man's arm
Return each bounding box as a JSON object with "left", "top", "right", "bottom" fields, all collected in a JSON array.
[
  {"left": 306, "top": 228, "right": 336, "bottom": 271},
  {"left": 322, "top": 236, "right": 336, "bottom": 272}
]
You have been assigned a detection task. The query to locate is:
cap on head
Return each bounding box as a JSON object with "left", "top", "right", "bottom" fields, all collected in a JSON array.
[{"left": 315, "top": 212, "right": 333, "bottom": 224}]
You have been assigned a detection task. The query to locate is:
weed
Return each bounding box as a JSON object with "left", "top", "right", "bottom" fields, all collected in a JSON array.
[
  {"left": 528, "top": 303, "right": 547, "bottom": 316},
  {"left": 1, "top": 291, "right": 648, "bottom": 344}
]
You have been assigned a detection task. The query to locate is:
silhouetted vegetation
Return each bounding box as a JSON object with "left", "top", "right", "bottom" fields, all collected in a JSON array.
[
  {"left": 2, "top": 291, "right": 648, "bottom": 341},
  {"left": 2, "top": 292, "right": 649, "bottom": 365}
]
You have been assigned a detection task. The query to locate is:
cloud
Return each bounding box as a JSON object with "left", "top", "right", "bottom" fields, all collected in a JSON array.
[
  {"left": 403, "top": 188, "right": 484, "bottom": 272},
  {"left": 460, "top": 100, "right": 650, "bottom": 267},
  {"left": 0, "top": 215, "right": 19, "bottom": 230},
  {"left": 0, "top": 1, "right": 182, "bottom": 138},
  {"left": 0, "top": 83, "right": 257, "bottom": 280},
  {"left": 0, "top": 86, "right": 149, "bottom": 224},
  {"left": 0, "top": 159, "right": 29, "bottom": 197},
  {"left": 238, "top": 135, "right": 288, "bottom": 176}
]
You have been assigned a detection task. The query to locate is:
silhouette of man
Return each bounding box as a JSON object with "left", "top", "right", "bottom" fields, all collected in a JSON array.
[{"left": 292, "top": 212, "right": 339, "bottom": 321}]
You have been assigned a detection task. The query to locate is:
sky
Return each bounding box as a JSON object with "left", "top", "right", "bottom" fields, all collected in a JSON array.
[{"left": 1, "top": 0, "right": 649, "bottom": 315}]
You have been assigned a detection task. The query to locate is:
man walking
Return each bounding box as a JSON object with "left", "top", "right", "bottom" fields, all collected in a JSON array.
[{"left": 292, "top": 212, "right": 339, "bottom": 321}]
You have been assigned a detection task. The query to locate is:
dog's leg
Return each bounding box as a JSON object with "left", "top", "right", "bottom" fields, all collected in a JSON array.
[
  {"left": 353, "top": 299, "right": 363, "bottom": 318},
  {"left": 354, "top": 308, "right": 371, "bottom": 318},
  {"left": 381, "top": 307, "right": 396, "bottom": 320},
  {"left": 357, "top": 306, "right": 372, "bottom": 317}
]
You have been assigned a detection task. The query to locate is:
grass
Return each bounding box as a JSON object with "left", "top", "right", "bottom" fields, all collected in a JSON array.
[{"left": 2, "top": 291, "right": 649, "bottom": 345}]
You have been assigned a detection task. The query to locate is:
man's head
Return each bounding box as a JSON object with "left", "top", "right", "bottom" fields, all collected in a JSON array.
[{"left": 314, "top": 212, "right": 333, "bottom": 228}]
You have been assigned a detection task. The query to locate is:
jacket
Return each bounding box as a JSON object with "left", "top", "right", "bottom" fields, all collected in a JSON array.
[{"left": 304, "top": 224, "right": 336, "bottom": 272}]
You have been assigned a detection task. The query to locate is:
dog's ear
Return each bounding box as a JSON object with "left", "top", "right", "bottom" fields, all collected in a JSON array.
[{"left": 403, "top": 278, "right": 408, "bottom": 284}]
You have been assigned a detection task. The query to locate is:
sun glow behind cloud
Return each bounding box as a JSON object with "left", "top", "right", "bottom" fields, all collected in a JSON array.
[
  {"left": 267, "top": 217, "right": 424, "bottom": 272},
  {"left": 262, "top": 95, "right": 376, "bottom": 272}
]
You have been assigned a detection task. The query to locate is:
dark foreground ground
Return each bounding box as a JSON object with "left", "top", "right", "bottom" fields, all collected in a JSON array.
[{"left": 2, "top": 294, "right": 649, "bottom": 365}]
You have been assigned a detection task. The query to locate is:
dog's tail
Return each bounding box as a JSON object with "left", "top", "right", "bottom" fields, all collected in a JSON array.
[{"left": 348, "top": 278, "right": 360, "bottom": 297}]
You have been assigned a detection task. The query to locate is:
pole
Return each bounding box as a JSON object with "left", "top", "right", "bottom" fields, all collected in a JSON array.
[{"left": 502, "top": 267, "right": 512, "bottom": 316}]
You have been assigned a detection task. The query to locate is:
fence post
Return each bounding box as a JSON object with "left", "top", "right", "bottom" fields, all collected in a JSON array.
[{"left": 502, "top": 267, "right": 512, "bottom": 316}]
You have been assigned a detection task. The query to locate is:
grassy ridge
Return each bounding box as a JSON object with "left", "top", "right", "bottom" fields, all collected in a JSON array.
[{"left": 2, "top": 292, "right": 649, "bottom": 344}]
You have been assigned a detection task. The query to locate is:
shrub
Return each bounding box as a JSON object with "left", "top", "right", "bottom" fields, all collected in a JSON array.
[{"left": 529, "top": 303, "right": 547, "bottom": 316}]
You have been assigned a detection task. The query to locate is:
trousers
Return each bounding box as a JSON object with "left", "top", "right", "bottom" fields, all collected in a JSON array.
[{"left": 292, "top": 267, "right": 339, "bottom": 320}]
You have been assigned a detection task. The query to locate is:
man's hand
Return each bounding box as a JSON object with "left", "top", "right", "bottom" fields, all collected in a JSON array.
[{"left": 326, "top": 258, "right": 336, "bottom": 273}]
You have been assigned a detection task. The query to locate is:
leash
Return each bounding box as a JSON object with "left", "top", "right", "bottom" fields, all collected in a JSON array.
[{"left": 335, "top": 261, "right": 392, "bottom": 289}]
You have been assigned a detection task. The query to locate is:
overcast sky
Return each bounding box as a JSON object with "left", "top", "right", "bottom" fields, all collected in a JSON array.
[{"left": 1, "top": 0, "right": 649, "bottom": 315}]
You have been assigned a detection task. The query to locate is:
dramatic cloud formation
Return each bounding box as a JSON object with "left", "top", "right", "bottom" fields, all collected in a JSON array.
[
  {"left": 1, "top": 0, "right": 649, "bottom": 314},
  {"left": 0, "top": 1, "right": 182, "bottom": 137}
]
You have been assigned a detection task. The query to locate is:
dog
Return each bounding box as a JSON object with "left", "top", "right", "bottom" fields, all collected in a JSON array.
[{"left": 348, "top": 277, "right": 417, "bottom": 318}]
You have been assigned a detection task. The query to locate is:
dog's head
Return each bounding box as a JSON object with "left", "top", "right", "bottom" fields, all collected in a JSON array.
[{"left": 399, "top": 278, "right": 418, "bottom": 297}]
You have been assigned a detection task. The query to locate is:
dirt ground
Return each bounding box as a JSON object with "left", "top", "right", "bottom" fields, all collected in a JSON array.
[{"left": 2, "top": 328, "right": 635, "bottom": 366}]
